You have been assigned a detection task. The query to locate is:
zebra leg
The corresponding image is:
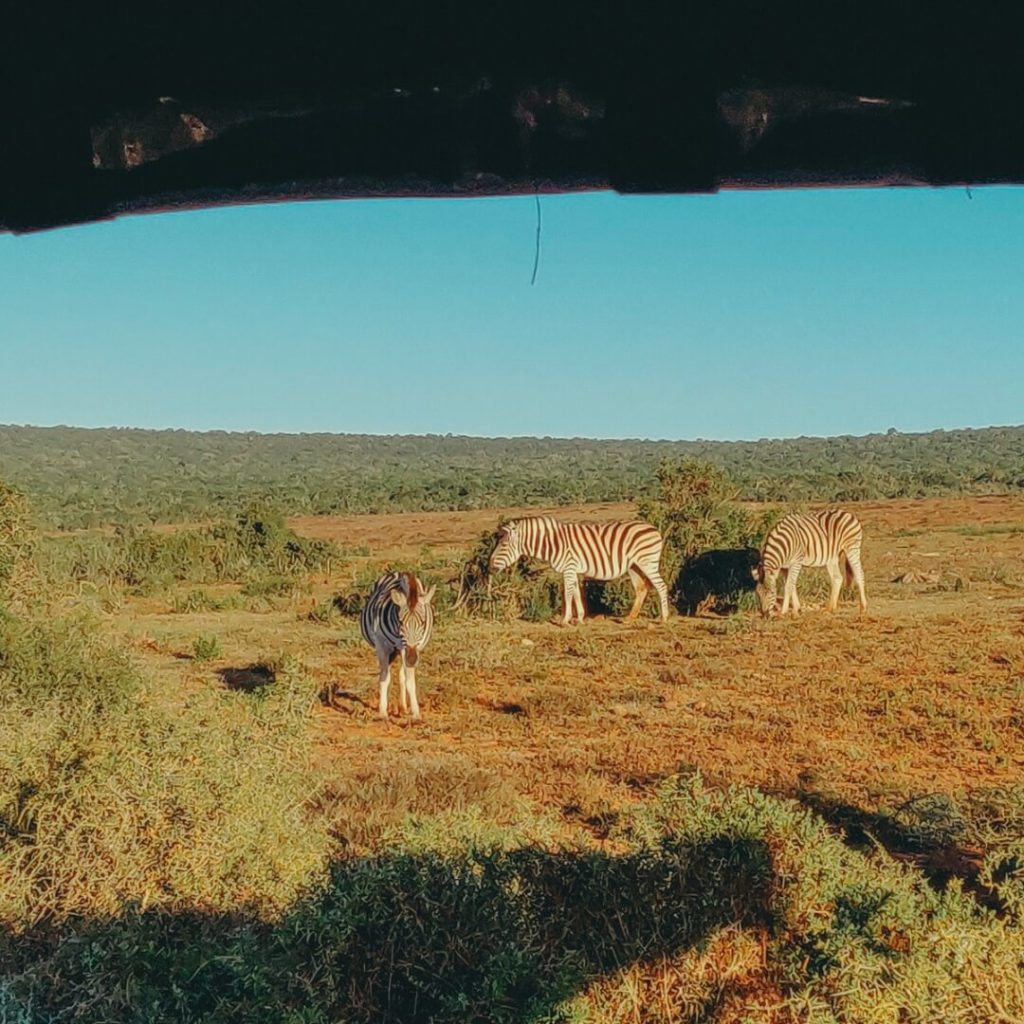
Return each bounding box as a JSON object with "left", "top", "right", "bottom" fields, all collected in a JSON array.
[
  {"left": 788, "top": 565, "right": 802, "bottom": 614},
  {"left": 402, "top": 649, "right": 422, "bottom": 720},
  {"left": 656, "top": 578, "right": 670, "bottom": 621},
  {"left": 398, "top": 654, "right": 409, "bottom": 715},
  {"left": 849, "top": 550, "right": 868, "bottom": 613},
  {"left": 569, "top": 578, "right": 587, "bottom": 623},
  {"left": 562, "top": 571, "right": 581, "bottom": 624},
  {"left": 375, "top": 647, "right": 392, "bottom": 719},
  {"left": 779, "top": 569, "right": 791, "bottom": 615},
  {"left": 625, "top": 567, "right": 649, "bottom": 620},
  {"left": 781, "top": 566, "right": 802, "bottom": 616},
  {"left": 826, "top": 559, "right": 843, "bottom": 612},
  {"left": 641, "top": 561, "right": 671, "bottom": 621}
]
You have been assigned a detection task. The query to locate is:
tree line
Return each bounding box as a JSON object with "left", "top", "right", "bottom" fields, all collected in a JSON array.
[{"left": 1, "top": 423, "right": 1022, "bottom": 529}]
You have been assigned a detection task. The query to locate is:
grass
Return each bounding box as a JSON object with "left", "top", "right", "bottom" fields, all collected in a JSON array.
[{"left": 3, "top": 492, "right": 1024, "bottom": 1020}]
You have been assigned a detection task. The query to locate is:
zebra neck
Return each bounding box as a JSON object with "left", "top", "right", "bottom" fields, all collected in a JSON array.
[{"left": 522, "top": 521, "right": 562, "bottom": 562}]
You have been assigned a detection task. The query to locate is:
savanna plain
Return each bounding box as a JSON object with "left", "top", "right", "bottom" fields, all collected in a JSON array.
[{"left": 2, "top": 444, "right": 1024, "bottom": 1023}]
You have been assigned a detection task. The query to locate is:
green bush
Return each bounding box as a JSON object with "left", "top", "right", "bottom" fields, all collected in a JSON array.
[{"left": 171, "top": 588, "right": 222, "bottom": 613}]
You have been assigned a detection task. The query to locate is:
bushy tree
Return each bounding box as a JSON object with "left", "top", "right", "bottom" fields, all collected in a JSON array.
[{"left": 636, "top": 459, "right": 769, "bottom": 615}]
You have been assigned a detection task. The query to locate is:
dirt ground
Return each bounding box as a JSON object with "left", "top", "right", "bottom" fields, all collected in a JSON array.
[{"left": 117, "top": 495, "right": 1024, "bottom": 844}]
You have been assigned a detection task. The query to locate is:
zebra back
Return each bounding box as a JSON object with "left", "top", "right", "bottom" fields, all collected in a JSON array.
[
  {"left": 760, "top": 509, "right": 863, "bottom": 573},
  {"left": 360, "top": 571, "right": 435, "bottom": 659}
]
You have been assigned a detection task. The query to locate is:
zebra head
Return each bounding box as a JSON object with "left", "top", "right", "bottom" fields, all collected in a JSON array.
[
  {"left": 751, "top": 562, "right": 779, "bottom": 618},
  {"left": 390, "top": 574, "right": 436, "bottom": 658},
  {"left": 489, "top": 520, "right": 523, "bottom": 573}
]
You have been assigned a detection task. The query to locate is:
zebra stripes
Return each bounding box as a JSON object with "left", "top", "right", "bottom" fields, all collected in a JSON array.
[
  {"left": 753, "top": 508, "right": 867, "bottom": 617},
  {"left": 489, "top": 516, "right": 670, "bottom": 623},
  {"left": 360, "top": 570, "right": 436, "bottom": 720}
]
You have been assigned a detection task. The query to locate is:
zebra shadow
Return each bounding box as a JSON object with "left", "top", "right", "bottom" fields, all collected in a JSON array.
[
  {"left": 673, "top": 547, "right": 761, "bottom": 616},
  {"left": 579, "top": 548, "right": 760, "bottom": 620}
]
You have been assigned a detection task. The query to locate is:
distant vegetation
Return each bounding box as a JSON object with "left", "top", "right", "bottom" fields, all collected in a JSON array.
[{"left": 2, "top": 423, "right": 1024, "bottom": 529}]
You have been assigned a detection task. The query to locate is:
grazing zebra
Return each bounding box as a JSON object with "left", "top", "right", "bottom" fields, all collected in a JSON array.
[
  {"left": 489, "top": 516, "right": 670, "bottom": 624},
  {"left": 359, "top": 571, "right": 436, "bottom": 720},
  {"left": 752, "top": 508, "right": 867, "bottom": 617}
]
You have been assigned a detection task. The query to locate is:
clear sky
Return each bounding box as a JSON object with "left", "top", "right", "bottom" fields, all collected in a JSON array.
[{"left": 1, "top": 186, "right": 1021, "bottom": 441}]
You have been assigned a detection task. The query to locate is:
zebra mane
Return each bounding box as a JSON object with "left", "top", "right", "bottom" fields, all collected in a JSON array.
[
  {"left": 517, "top": 515, "right": 559, "bottom": 527},
  {"left": 399, "top": 571, "right": 419, "bottom": 611}
]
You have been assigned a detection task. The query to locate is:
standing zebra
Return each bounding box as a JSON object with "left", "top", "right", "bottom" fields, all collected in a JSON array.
[
  {"left": 752, "top": 508, "right": 867, "bottom": 617},
  {"left": 489, "top": 516, "right": 670, "bottom": 624},
  {"left": 360, "top": 571, "right": 436, "bottom": 720}
]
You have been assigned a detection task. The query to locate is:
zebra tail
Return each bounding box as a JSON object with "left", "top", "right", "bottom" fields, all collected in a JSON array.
[{"left": 843, "top": 553, "right": 854, "bottom": 589}]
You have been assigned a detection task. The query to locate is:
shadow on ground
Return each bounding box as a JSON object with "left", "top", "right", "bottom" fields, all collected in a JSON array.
[
  {"left": 581, "top": 548, "right": 761, "bottom": 618},
  {"left": 793, "top": 787, "right": 1001, "bottom": 911},
  {"left": 674, "top": 548, "right": 761, "bottom": 615},
  {"left": 1, "top": 836, "right": 773, "bottom": 1023},
  {"left": 217, "top": 664, "right": 276, "bottom": 692}
]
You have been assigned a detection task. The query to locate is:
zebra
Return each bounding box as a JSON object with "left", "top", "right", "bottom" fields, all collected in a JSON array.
[
  {"left": 359, "top": 570, "right": 436, "bottom": 720},
  {"left": 752, "top": 508, "right": 867, "bottom": 617},
  {"left": 489, "top": 516, "right": 670, "bottom": 624}
]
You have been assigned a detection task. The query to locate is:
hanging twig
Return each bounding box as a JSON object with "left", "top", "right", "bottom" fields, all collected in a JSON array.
[{"left": 530, "top": 193, "right": 542, "bottom": 285}]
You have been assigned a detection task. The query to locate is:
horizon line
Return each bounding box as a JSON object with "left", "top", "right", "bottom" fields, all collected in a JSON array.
[{"left": 2, "top": 420, "right": 1022, "bottom": 446}]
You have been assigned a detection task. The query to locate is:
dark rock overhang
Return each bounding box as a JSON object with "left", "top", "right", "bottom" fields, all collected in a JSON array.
[{"left": 5, "top": 1, "right": 1024, "bottom": 233}]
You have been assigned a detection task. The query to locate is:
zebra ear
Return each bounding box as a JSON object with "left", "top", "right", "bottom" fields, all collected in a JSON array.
[
  {"left": 390, "top": 588, "right": 409, "bottom": 608},
  {"left": 422, "top": 584, "right": 437, "bottom": 604}
]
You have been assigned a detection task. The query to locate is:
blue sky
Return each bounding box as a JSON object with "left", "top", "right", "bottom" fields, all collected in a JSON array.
[{"left": 1, "top": 187, "right": 1021, "bottom": 440}]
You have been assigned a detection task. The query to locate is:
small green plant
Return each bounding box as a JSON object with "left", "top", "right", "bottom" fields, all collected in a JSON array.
[{"left": 191, "top": 634, "right": 221, "bottom": 661}]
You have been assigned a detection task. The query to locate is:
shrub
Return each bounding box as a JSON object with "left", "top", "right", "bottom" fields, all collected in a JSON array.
[
  {"left": 170, "top": 588, "right": 221, "bottom": 613},
  {"left": 35, "top": 505, "right": 340, "bottom": 596},
  {"left": 191, "top": 634, "right": 221, "bottom": 661},
  {"left": 637, "top": 459, "right": 781, "bottom": 614},
  {"left": 453, "top": 527, "right": 564, "bottom": 621},
  {"left": 0, "top": 610, "right": 329, "bottom": 929}
]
